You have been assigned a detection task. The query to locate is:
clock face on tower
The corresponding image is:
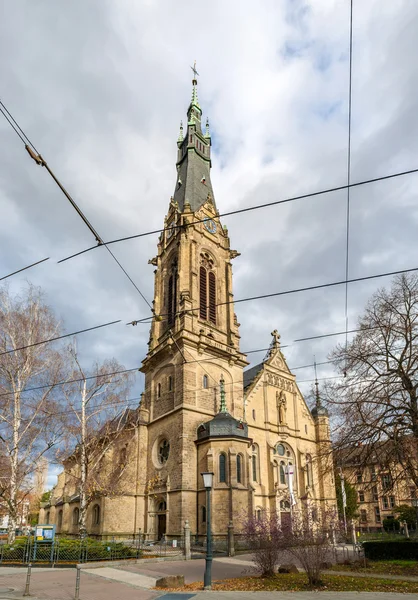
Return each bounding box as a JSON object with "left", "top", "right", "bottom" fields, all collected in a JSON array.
[{"left": 204, "top": 219, "right": 217, "bottom": 234}]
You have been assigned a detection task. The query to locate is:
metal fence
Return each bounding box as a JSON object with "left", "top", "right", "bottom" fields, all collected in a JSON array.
[{"left": 0, "top": 537, "right": 145, "bottom": 566}]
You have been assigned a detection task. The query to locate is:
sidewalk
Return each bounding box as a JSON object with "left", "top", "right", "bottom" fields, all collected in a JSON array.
[{"left": 1, "top": 557, "right": 418, "bottom": 600}]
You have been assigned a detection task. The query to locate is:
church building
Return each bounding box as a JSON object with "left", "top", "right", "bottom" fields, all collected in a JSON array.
[{"left": 42, "top": 75, "right": 336, "bottom": 540}]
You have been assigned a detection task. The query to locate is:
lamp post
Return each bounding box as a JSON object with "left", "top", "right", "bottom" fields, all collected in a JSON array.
[{"left": 201, "top": 472, "right": 214, "bottom": 590}]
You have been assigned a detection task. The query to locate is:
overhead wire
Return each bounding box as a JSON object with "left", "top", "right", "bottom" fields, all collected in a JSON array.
[
  {"left": 128, "top": 265, "right": 418, "bottom": 325},
  {"left": 344, "top": 0, "right": 354, "bottom": 363},
  {"left": 0, "top": 319, "right": 122, "bottom": 357},
  {"left": 57, "top": 166, "right": 418, "bottom": 264},
  {"left": 0, "top": 99, "right": 153, "bottom": 312},
  {"left": 0, "top": 257, "right": 50, "bottom": 281}
]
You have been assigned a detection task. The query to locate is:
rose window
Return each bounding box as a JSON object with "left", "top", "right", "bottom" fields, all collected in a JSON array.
[{"left": 159, "top": 440, "right": 170, "bottom": 464}]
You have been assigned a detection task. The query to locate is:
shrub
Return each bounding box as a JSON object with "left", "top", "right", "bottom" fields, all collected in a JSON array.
[
  {"left": 382, "top": 517, "right": 400, "bottom": 532},
  {"left": 363, "top": 540, "right": 418, "bottom": 560}
]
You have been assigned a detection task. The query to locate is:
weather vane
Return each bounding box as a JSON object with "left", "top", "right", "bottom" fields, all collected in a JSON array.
[{"left": 190, "top": 60, "right": 199, "bottom": 79}]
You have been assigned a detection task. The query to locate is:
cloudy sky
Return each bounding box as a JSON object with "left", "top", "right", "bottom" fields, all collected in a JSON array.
[{"left": 1, "top": 1, "right": 418, "bottom": 483}]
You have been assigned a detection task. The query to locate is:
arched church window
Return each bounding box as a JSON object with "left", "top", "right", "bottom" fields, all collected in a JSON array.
[
  {"left": 203, "top": 374, "right": 208, "bottom": 389},
  {"left": 208, "top": 271, "right": 216, "bottom": 324},
  {"left": 199, "top": 253, "right": 216, "bottom": 325},
  {"left": 45, "top": 511, "right": 50, "bottom": 525},
  {"left": 73, "top": 507, "right": 79, "bottom": 526},
  {"left": 168, "top": 375, "right": 173, "bottom": 391},
  {"left": 57, "top": 510, "right": 63, "bottom": 531},
  {"left": 158, "top": 440, "right": 170, "bottom": 464},
  {"left": 279, "top": 461, "right": 286, "bottom": 485},
  {"left": 93, "top": 504, "right": 100, "bottom": 525},
  {"left": 251, "top": 444, "right": 258, "bottom": 482},
  {"left": 219, "top": 453, "right": 227, "bottom": 483},
  {"left": 157, "top": 383, "right": 161, "bottom": 398},
  {"left": 306, "top": 454, "right": 313, "bottom": 488},
  {"left": 157, "top": 500, "right": 167, "bottom": 512},
  {"left": 237, "top": 454, "right": 242, "bottom": 484},
  {"left": 167, "top": 262, "right": 178, "bottom": 328}
]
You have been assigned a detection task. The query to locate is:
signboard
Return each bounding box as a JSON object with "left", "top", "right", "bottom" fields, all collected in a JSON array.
[{"left": 35, "top": 524, "right": 56, "bottom": 541}]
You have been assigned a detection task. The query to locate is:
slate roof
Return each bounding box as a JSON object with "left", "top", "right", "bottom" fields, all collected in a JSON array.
[
  {"left": 197, "top": 411, "right": 249, "bottom": 441},
  {"left": 173, "top": 148, "right": 215, "bottom": 213},
  {"left": 243, "top": 362, "right": 264, "bottom": 390}
]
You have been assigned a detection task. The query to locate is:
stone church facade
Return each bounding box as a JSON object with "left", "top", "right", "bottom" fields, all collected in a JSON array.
[{"left": 42, "top": 77, "right": 336, "bottom": 539}]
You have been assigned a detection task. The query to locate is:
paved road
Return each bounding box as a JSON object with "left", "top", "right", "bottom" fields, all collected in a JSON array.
[
  {"left": 119, "top": 554, "right": 256, "bottom": 584},
  {"left": 1, "top": 557, "right": 417, "bottom": 600}
]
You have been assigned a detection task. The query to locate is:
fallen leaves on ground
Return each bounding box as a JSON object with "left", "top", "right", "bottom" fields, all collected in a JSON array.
[
  {"left": 330, "top": 559, "right": 418, "bottom": 577},
  {"left": 158, "top": 573, "right": 418, "bottom": 593}
]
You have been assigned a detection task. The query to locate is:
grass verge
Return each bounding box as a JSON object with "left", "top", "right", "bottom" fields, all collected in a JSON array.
[
  {"left": 160, "top": 573, "right": 418, "bottom": 593},
  {"left": 331, "top": 559, "right": 418, "bottom": 577}
]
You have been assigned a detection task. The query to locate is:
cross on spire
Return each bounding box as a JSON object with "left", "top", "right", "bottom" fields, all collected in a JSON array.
[{"left": 190, "top": 60, "right": 199, "bottom": 81}]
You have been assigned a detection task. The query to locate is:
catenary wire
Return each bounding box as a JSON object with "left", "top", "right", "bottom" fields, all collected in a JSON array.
[
  {"left": 128, "top": 265, "right": 418, "bottom": 324},
  {"left": 0, "top": 319, "right": 122, "bottom": 356},
  {"left": 0, "top": 257, "right": 50, "bottom": 281},
  {"left": 58, "top": 166, "right": 418, "bottom": 264},
  {"left": 0, "top": 99, "right": 153, "bottom": 311},
  {"left": 344, "top": 0, "right": 354, "bottom": 354}
]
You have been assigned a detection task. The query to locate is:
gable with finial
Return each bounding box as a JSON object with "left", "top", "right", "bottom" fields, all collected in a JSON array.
[{"left": 264, "top": 329, "right": 291, "bottom": 374}]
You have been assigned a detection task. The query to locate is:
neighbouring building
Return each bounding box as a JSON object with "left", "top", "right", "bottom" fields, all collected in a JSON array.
[
  {"left": 337, "top": 443, "right": 418, "bottom": 531},
  {"left": 41, "top": 74, "right": 336, "bottom": 539}
]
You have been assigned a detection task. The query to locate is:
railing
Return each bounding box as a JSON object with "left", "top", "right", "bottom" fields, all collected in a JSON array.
[{"left": 0, "top": 537, "right": 144, "bottom": 566}]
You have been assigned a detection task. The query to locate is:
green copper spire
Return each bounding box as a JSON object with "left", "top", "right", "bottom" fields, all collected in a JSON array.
[{"left": 219, "top": 375, "right": 227, "bottom": 413}]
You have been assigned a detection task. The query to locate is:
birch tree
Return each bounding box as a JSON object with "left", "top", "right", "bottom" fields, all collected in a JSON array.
[
  {"left": 61, "top": 348, "right": 134, "bottom": 537},
  {"left": 327, "top": 273, "right": 418, "bottom": 488},
  {"left": 0, "top": 284, "right": 65, "bottom": 543}
]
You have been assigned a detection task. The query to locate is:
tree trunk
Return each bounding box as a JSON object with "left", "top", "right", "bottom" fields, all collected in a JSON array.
[
  {"left": 79, "top": 380, "right": 88, "bottom": 538},
  {"left": 8, "top": 391, "right": 21, "bottom": 544}
]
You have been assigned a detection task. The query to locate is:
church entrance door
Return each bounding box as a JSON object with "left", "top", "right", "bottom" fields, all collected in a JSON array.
[
  {"left": 280, "top": 512, "right": 291, "bottom": 530},
  {"left": 157, "top": 514, "right": 166, "bottom": 540}
]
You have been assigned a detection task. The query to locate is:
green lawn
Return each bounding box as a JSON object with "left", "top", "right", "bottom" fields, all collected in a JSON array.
[
  {"left": 332, "top": 559, "right": 418, "bottom": 577},
  {"left": 167, "top": 573, "right": 418, "bottom": 593}
]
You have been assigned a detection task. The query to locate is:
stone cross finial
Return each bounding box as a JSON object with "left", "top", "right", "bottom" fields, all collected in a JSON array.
[{"left": 271, "top": 329, "right": 281, "bottom": 348}]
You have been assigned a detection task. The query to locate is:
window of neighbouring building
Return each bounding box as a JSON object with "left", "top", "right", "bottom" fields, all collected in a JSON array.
[
  {"left": 374, "top": 506, "right": 381, "bottom": 523},
  {"left": 360, "top": 509, "right": 367, "bottom": 523},
  {"left": 359, "top": 491, "right": 365, "bottom": 503}
]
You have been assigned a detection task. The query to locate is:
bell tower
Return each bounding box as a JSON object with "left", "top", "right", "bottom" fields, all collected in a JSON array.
[{"left": 140, "top": 70, "right": 248, "bottom": 538}]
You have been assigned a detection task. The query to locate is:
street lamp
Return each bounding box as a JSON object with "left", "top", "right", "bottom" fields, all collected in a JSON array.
[{"left": 201, "top": 472, "right": 214, "bottom": 590}]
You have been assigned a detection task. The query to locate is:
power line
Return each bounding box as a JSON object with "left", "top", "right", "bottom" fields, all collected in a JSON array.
[
  {"left": 344, "top": 0, "right": 354, "bottom": 353},
  {"left": 129, "top": 265, "right": 418, "bottom": 324},
  {"left": 57, "top": 166, "right": 418, "bottom": 264},
  {"left": 0, "top": 99, "right": 153, "bottom": 312},
  {"left": 0, "top": 257, "right": 50, "bottom": 281},
  {"left": 0, "top": 365, "right": 140, "bottom": 399},
  {"left": 0, "top": 319, "right": 121, "bottom": 357}
]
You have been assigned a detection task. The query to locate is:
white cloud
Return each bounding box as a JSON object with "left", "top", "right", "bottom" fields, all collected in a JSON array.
[{"left": 0, "top": 0, "right": 417, "bottom": 411}]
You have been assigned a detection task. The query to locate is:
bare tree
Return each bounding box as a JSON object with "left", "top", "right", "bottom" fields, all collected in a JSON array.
[
  {"left": 241, "top": 507, "right": 340, "bottom": 586},
  {"left": 0, "top": 284, "right": 65, "bottom": 543},
  {"left": 60, "top": 348, "right": 134, "bottom": 537},
  {"left": 327, "top": 273, "right": 418, "bottom": 487}
]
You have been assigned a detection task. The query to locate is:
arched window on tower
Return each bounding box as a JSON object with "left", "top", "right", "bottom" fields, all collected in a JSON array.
[
  {"left": 203, "top": 374, "right": 208, "bottom": 389},
  {"left": 219, "top": 453, "right": 227, "bottom": 483},
  {"left": 199, "top": 253, "right": 216, "bottom": 325},
  {"left": 167, "top": 261, "right": 178, "bottom": 328},
  {"left": 199, "top": 266, "right": 207, "bottom": 320},
  {"left": 208, "top": 272, "right": 216, "bottom": 324}
]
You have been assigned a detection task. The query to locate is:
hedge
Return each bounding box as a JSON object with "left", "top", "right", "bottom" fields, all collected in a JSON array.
[{"left": 363, "top": 540, "right": 418, "bottom": 560}]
